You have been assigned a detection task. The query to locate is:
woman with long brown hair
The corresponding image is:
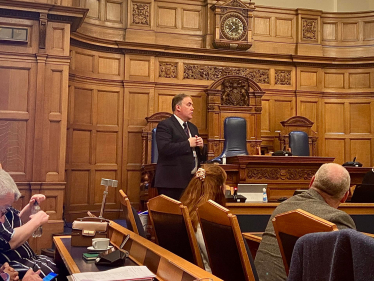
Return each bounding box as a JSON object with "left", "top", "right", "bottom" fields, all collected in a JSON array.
[{"left": 180, "top": 164, "right": 227, "bottom": 272}]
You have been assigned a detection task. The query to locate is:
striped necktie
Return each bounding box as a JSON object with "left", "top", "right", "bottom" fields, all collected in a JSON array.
[{"left": 183, "top": 122, "right": 189, "bottom": 136}]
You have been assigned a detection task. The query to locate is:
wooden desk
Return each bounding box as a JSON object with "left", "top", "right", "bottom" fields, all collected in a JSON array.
[
  {"left": 54, "top": 222, "right": 222, "bottom": 281},
  {"left": 227, "top": 202, "right": 374, "bottom": 234},
  {"left": 225, "top": 155, "right": 334, "bottom": 200},
  {"left": 140, "top": 160, "right": 371, "bottom": 206}
]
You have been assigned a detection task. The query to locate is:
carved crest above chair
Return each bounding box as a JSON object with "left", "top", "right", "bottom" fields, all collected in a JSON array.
[
  {"left": 205, "top": 75, "right": 265, "bottom": 158},
  {"left": 221, "top": 78, "right": 249, "bottom": 106}
]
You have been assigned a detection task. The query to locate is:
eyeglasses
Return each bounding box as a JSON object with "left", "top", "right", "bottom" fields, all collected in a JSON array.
[{"left": 0, "top": 208, "right": 8, "bottom": 218}]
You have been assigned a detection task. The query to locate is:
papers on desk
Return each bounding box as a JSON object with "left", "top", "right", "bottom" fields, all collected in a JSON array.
[{"left": 70, "top": 266, "right": 156, "bottom": 281}]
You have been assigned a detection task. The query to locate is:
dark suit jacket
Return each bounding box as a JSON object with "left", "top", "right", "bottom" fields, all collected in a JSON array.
[{"left": 154, "top": 115, "right": 202, "bottom": 190}]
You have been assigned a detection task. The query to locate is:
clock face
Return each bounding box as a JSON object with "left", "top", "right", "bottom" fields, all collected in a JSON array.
[{"left": 221, "top": 13, "right": 247, "bottom": 41}]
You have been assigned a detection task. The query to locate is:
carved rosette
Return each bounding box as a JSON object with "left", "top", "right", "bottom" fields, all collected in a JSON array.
[
  {"left": 183, "top": 64, "right": 269, "bottom": 84},
  {"left": 133, "top": 3, "right": 150, "bottom": 25},
  {"left": 221, "top": 78, "right": 249, "bottom": 106},
  {"left": 302, "top": 19, "right": 317, "bottom": 40},
  {"left": 159, "top": 62, "right": 177, "bottom": 78},
  {"left": 275, "top": 70, "right": 291, "bottom": 85},
  {"left": 247, "top": 168, "right": 315, "bottom": 180}
]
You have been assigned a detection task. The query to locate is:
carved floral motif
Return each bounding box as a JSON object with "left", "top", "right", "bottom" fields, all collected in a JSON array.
[
  {"left": 133, "top": 3, "right": 149, "bottom": 25},
  {"left": 221, "top": 79, "right": 249, "bottom": 106},
  {"left": 183, "top": 64, "right": 269, "bottom": 84},
  {"left": 247, "top": 168, "right": 316, "bottom": 180},
  {"left": 275, "top": 70, "right": 291, "bottom": 85},
  {"left": 159, "top": 62, "right": 177, "bottom": 78},
  {"left": 302, "top": 19, "right": 317, "bottom": 40}
]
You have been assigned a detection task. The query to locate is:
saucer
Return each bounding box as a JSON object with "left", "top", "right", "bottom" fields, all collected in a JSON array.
[{"left": 87, "top": 245, "right": 113, "bottom": 252}]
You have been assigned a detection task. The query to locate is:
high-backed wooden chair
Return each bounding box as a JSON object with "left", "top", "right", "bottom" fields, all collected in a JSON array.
[
  {"left": 147, "top": 195, "right": 204, "bottom": 268},
  {"left": 197, "top": 200, "right": 258, "bottom": 281},
  {"left": 119, "top": 190, "right": 146, "bottom": 238},
  {"left": 278, "top": 116, "right": 318, "bottom": 156},
  {"left": 272, "top": 209, "right": 338, "bottom": 276}
]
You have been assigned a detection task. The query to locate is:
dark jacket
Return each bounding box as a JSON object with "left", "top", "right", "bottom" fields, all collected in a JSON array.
[
  {"left": 288, "top": 229, "right": 374, "bottom": 281},
  {"left": 154, "top": 115, "right": 202, "bottom": 190}
]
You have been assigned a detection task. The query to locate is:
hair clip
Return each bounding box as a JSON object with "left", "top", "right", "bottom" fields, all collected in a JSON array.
[{"left": 195, "top": 168, "right": 205, "bottom": 182}]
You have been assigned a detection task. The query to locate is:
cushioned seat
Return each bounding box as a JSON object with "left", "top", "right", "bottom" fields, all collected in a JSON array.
[
  {"left": 289, "top": 131, "right": 309, "bottom": 156},
  {"left": 288, "top": 229, "right": 374, "bottom": 281},
  {"left": 211, "top": 117, "right": 249, "bottom": 163},
  {"left": 198, "top": 200, "right": 258, "bottom": 281},
  {"left": 147, "top": 195, "right": 204, "bottom": 268},
  {"left": 272, "top": 209, "right": 338, "bottom": 275},
  {"left": 119, "top": 190, "right": 146, "bottom": 238}
]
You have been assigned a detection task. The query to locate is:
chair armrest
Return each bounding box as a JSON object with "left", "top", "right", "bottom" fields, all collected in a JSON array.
[{"left": 243, "top": 232, "right": 263, "bottom": 259}]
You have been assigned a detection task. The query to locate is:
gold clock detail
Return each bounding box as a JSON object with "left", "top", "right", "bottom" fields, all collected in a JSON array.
[{"left": 221, "top": 13, "right": 247, "bottom": 41}]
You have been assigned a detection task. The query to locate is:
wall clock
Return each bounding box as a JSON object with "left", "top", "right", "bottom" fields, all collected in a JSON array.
[{"left": 211, "top": 0, "right": 255, "bottom": 50}]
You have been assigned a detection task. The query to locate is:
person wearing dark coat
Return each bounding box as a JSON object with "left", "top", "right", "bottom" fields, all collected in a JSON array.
[{"left": 154, "top": 93, "right": 204, "bottom": 200}]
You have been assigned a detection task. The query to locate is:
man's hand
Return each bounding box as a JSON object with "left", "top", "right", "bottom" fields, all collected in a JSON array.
[
  {"left": 188, "top": 137, "right": 198, "bottom": 147},
  {"left": 29, "top": 194, "right": 46, "bottom": 205},
  {"left": 195, "top": 135, "right": 204, "bottom": 148},
  {"left": 23, "top": 269, "right": 42, "bottom": 281},
  {"left": 1, "top": 263, "right": 19, "bottom": 281},
  {"left": 29, "top": 211, "right": 49, "bottom": 226}
]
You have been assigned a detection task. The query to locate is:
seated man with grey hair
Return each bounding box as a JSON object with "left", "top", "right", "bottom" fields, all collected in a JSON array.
[
  {"left": 0, "top": 169, "right": 57, "bottom": 278},
  {"left": 254, "top": 163, "right": 356, "bottom": 281}
]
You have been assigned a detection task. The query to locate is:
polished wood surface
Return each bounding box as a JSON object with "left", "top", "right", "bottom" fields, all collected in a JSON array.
[
  {"left": 226, "top": 155, "right": 334, "bottom": 201},
  {"left": 198, "top": 200, "right": 258, "bottom": 281},
  {"left": 272, "top": 209, "right": 338, "bottom": 275},
  {"left": 0, "top": 1, "right": 87, "bottom": 253},
  {"left": 147, "top": 195, "right": 204, "bottom": 268},
  {"left": 242, "top": 232, "right": 262, "bottom": 259},
  {"left": 54, "top": 222, "right": 223, "bottom": 281}
]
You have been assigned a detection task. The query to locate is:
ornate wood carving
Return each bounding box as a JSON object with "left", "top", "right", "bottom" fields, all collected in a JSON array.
[
  {"left": 206, "top": 75, "right": 265, "bottom": 158},
  {"left": 275, "top": 70, "right": 291, "bottom": 85},
  {"left": 159, "top": 62, "right": 177, "bottom": 78},
  {"left": 133, "top": 3, "right": 150, "bottom": 25},
  {"left": 183, "top": 64, "right": 269, "bottom": 84},
  {"left": 302, "top": 18, "right": 317, "bottom": 40},
  {"left": 246, "top": 168, "right": 315, "bottom": 180},
  {"left": 221, "top": 78, "right": 249, "bottom": 106}
]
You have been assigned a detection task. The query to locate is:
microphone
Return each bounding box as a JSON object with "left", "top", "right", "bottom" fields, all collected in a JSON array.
[{"left": 353, "top": 157, "right": 356, "bottom": 162}]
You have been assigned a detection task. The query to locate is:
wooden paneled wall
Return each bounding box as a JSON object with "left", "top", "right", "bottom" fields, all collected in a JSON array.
[
  {"left": 0, "top": 2, "right": 86, "bottom": 251},
  {"left": 0, "top": 0, "right": 373, "bottom": 221}
]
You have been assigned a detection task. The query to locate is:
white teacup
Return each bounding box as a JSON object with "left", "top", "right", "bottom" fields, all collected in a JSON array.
[{"left": 92, "top": 238, "right": 110, "bottom": 250}]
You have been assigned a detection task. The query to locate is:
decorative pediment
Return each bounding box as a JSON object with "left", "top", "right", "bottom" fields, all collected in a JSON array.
[
  {"left": 221, "top": 0, "right": 249, "bottom": 9},
  {"left": 280, "top": 116, "right": 314, "bottom": 128}
]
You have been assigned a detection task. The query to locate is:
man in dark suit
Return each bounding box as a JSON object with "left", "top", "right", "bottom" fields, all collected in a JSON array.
[
  {"left": 254, "top": 163, "right": 356, "bottom": 281},
  {"left": 154, "top": 93, "right": 204, "bottom": 200}
]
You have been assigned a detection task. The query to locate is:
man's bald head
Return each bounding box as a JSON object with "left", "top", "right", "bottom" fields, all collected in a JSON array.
[{"left": 311, "top": 163, "right": 350, "bottom": 200}]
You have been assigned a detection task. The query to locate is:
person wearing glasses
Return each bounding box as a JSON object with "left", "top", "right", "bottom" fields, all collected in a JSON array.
[{"left": 0, "top": 169, "right": 57, "bottom": 279}]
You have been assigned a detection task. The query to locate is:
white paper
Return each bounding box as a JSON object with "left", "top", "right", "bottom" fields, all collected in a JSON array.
[{"left": 71, "top": 266, "right": 155, "bottom": 281}]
